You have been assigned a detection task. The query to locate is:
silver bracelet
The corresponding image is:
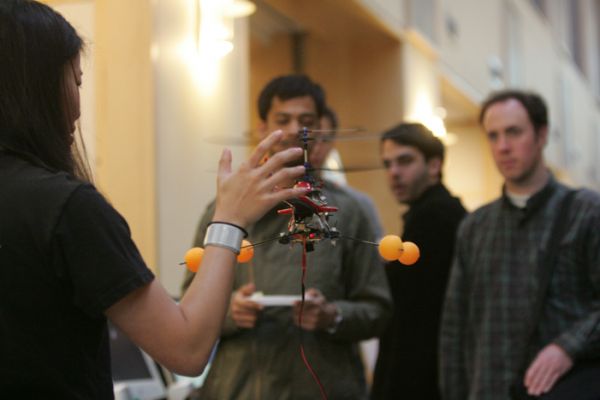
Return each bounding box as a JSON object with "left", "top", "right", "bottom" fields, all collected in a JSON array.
[{"left": 203, "top": 223, "right": 244, "bottom": 254}]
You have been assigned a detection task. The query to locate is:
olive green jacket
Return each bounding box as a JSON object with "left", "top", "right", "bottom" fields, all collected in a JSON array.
[{"left": 182, "top": 183, "right": 392, "bottom": 399}]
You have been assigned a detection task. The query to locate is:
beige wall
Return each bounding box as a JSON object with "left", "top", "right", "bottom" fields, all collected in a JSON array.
[
  {"left": 439, "top": 0, "right": 504, "bottom": 96},
  {"left": 47, "top": 0, "right": 157, "bottom": 270},
  {"left": 94, "top": 0, "right": 157, "bottom": 270},
  {"left": 249, "top": 33, "right": 293, "bottom": 131},
  {"left": 154, "top": 0, "right": 251, "bottom": 295},
  {"left": 354, "top": 0, "right": 404, "bottom": 38}
]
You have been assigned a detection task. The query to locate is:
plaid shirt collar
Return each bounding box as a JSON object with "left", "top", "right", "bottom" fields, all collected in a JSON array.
[{"left": 501, "top": 172, "right": 558, "bottom": 224}]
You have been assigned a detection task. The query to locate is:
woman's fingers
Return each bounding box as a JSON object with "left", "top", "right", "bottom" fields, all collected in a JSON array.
[
  {"left": 213, "top": 129, "right": 310, "bottom": 227},
  {"left": 247, "top": 130, "right": 283, "bottom": 167},
  {"left": 257, "top": 146, "right": 303, "bottom": 175},
  {"left": 262, "top": 165, "right": 304, "bottom": 189},
  {"left": 217, "top": 148, "right": 233, "bottom": 181},
  {"left": 248, "top": 146, "right": 304, "bottom": 193},
  {"left": 265, "top": 185, "right": 310, "bottom": 205}
]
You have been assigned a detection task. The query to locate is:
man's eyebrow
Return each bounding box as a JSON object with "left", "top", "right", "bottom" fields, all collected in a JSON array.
[
  {"left": 382, "top": 153, "right": 414, "bottom": 163},
  {"left": 396, "top": 153, "right": 414, "bottom": 161}
]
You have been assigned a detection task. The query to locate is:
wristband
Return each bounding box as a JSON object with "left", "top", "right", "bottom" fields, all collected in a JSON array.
[
  {"left": 207, "top": 221, "right": 248, "bottom": 238},
  {"left": 204, "top": 223, "right": 244, "bottom": 254}
]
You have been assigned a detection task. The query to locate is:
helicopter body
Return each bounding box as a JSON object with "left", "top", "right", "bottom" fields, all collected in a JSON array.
[
  {"left": 277, "top": 180, "right": 339, "bottom": 251},
  {"left": 274, "top": 129, "right": 342, "bottom": 251}
]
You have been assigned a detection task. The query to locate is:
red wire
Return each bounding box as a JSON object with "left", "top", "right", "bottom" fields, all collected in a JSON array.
[{"left": 299, "top": 238, "right": 328, "bottom": 400}]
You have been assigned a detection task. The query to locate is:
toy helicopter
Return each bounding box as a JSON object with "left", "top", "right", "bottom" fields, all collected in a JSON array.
[{"left": 182, "top": 127, "right": 420, "bottom": 272}]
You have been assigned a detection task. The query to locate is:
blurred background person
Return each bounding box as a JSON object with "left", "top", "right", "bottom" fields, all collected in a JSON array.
[
  {"left": 441, "top": 90, "right": 600, "bottom": 399},
  {"left": 372, "top": 123, "right": 466, "bottom": 400},
  {"left": 182, "top": 74, "right": 391, "bottom": 400}
]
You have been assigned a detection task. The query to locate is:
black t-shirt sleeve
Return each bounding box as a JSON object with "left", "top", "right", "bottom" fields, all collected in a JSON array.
[{"left": 52, "top": 184, "right": 154, "bottom": 317}]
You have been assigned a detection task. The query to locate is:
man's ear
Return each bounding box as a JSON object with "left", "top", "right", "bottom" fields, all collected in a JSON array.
[{"left": 427, "top": 157, "right": 442, "bottom": 181}]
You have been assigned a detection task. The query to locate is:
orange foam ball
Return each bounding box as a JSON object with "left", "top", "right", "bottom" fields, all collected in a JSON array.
[
  {"left": 237, "top": 240, "right": 254, "bottom": 263},
  {"left": 378, "top": 235, "right": 403, "bottom": 261},
  {"left": 184, "top": 247, "right": 204, "bottom": 273},
  {"left": 398, "top": 241, "right": 420, "bottom": 265}
]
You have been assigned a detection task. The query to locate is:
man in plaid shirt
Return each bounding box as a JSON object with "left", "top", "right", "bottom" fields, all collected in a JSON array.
[{"left": 440, "top": 90, "right": 600, "bottom": 399}]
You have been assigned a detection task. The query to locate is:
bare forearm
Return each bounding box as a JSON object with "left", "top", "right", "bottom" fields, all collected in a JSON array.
[
  {"left": 106, "top": 246, "right": 237, "bottom": 376},
  {"left": 177, "top": 247, "right": 237, "bottom": 366}
]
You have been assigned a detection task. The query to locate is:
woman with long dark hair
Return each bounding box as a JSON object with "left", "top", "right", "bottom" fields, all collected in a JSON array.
[{"left": 0, "top": 1, "right": 306, "bottom": 398}]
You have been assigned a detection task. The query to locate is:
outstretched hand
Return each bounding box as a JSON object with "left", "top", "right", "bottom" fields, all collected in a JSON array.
[
  {"left": 524, "top": 343, "right": 573, "bottom": 396},
  {"left": 213, "top": 130, "right": 306, "bottom": 227}
]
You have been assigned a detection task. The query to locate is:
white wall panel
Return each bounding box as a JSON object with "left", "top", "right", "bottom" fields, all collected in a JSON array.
[
  {"left": 354, "top": 0, "right": 405, "bottom": 37},
  {"left": 439, "top": 0, "right": 503, "bottom": 96}
]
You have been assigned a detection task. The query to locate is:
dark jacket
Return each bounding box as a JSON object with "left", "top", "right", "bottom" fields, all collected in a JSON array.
[{"left": 372, "top": 183, "right": 466, "bottom": 400}]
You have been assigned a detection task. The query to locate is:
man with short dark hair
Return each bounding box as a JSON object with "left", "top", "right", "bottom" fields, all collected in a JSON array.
[
  {"left": 182, "top": 74, "right": 392, "bottom": 399},
  {"left": 371, "top": 123, "right": 466, "bottom": 400},
  {"left": 440, "top": 89, "right": 600, "bottom": 399}
]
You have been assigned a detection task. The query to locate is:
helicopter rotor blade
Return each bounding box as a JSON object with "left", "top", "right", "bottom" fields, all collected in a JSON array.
[
  {"left": 328, "top": 132, "right": 382, "bottom": 142},
  {"left": 200, "top": 127, "right": 380, "bottom": 146},
  {"left": 201, "top": 126, "right": 386, "bottom": 174},
  {"left": 309, "top": 165, "right": 384, "bottom": 173}
]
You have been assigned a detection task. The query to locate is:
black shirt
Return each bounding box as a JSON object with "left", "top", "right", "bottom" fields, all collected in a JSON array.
[
  {"left": 0, "top": 153, "right": 154, "bottom": 399},
  {"left": 372, "top": 183, "right": 466, "bottom": 400}
]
